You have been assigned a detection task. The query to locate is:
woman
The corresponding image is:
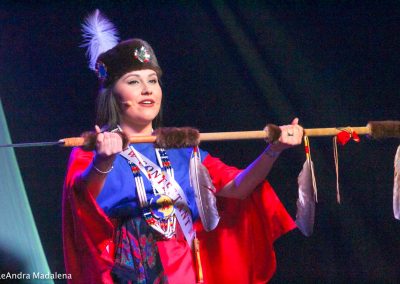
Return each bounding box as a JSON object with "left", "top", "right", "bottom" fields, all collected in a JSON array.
[{"left": 63, "top": 11, "right": 303, "bottom": 284}]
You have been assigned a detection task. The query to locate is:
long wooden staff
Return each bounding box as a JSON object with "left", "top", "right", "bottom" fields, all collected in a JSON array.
[
  {"left": 1, "top": 121, "right": 399, "bottom": 149},
  {"left": 61, "top": 120, "right": 400, "bottom": 149}
]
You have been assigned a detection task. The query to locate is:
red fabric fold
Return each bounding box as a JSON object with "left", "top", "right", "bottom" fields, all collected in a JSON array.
[
  {"left": 62, "top": 148, "right": 115, "bottom": 284},
  {"left": 199, "top": 155, "right": 296, "bottom": 284},
  {"left": 157, "top": 222, "right": 197, "bottom": 283},
  {"left": 157, "top": 240, "right": 196, "bottom": 283}
]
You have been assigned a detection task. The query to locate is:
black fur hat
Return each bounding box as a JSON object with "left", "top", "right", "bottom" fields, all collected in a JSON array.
[{"left": 96, "top": 38, "right": 162, "bottom": 87}]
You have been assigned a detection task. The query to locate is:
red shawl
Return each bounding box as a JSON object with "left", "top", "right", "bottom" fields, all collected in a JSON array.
[{"left": 62, "top": 147, "right": 296, "bottom": 283}]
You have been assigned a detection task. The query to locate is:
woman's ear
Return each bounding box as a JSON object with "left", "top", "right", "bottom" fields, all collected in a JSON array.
[{"left": 121, "top": 101, "right": 132, "bottom": 107}]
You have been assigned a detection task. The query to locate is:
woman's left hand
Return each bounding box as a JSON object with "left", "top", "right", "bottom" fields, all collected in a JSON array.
[
  {"left": 270, "top": 118, "right": 304, "bottom": 152},
  {"left": 219, "top": 117, "right": 304, "bottom": 199}
]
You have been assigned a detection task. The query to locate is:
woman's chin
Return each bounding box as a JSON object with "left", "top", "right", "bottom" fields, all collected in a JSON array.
[{"left": 123, "top": 116, "right": 156, "bottom": 129}]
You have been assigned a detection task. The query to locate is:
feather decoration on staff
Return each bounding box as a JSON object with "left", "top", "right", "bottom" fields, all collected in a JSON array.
[
  {"left": 189, "top": 147, "right": 220, "bottom": 232},
  {"left": 81, "top": 9, "right": 119, "bottom": 70},
  {"left": 333, "top": 128, "right": 361, "bottom": 204},
  {"left": 393, "top": 146, "right": 400, "bottom": 219},
  {"left": 295, "top": 136, "right": 317, "bottom": 237}
]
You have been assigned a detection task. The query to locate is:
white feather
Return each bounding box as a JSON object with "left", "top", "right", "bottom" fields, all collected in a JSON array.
[
  {"left": 393, "top": 146, "right": 400, "bottom": 219},
  {"left": 296, "top": 160, "right": 316, "bottom": 237},
  {"left": 189, "top": 149, "right": 220, "bottom": 231},
  {"left": 81, "top": 9, "right": 119, "bottom": 70}
]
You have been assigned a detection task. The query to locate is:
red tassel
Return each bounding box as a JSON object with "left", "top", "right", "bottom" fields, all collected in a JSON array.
[{"left": 336, "top": 130, "right": 360, "bottom": 146}]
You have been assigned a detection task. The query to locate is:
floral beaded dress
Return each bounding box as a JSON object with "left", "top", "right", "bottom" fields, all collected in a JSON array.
[{"left": 111, "top": 216, "right": 165, "bottom": 283}]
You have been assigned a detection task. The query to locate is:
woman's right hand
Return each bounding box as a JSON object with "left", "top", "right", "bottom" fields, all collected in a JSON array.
[{"left": 93, "top": 125, "right": 124, "bottom": 170}]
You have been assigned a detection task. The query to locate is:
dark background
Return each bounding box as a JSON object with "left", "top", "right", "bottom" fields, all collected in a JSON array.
[{"left": 1, "top": 1, "right": 400, "bottom": 282}]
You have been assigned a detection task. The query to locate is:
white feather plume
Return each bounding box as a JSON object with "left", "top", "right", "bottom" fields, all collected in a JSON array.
[
  {"left": 296, "top": 160, "right": 316, "bottom": 237},
  {"left": 189, "top": 148, "right": 220, "bottom": 232},
  {"left": 81, "top": 9, "right": 119, "bottom": 70},
  {"left": 393, "top": 146, "right": 400, "bottom": 219}
]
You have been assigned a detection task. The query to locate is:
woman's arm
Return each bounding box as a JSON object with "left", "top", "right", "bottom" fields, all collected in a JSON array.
[
  {"left": 217, "top": 118, "right": 303, "bottom": 199},
  {"left": 80, "top": 125, "right": 123, "bottom": 198}
]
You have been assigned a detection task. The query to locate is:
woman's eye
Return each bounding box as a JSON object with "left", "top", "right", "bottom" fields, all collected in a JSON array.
[
  {"left": 149, "top": 79, "right": 158, "bottom": 84},
  {"left": 128, "top": 80, "right": 139, "bottom": 85}
]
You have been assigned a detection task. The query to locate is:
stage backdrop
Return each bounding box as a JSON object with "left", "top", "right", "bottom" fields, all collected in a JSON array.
[{"left": 1, "top": 1, "right": 399, "bottom": 282}]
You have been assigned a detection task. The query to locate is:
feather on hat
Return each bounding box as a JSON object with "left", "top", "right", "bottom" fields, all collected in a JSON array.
[
  {"left": 81, "top": 9, "right": 120, "bottom": 71},
  {"left": 81, "top": 9, "right": 162, "bottom": 86}
]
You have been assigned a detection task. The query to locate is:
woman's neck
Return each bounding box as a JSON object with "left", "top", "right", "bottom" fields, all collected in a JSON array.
[{"left": 120, "top": 122, "right": 153, "bottom": 137}]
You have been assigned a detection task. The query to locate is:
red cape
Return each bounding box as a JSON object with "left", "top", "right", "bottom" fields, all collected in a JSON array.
[{"left": 62, "top": 148, "right": 296, "bottom": 283}]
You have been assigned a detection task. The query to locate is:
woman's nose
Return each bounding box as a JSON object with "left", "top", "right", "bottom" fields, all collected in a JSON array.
[{"left": 141, "top": 84, "right": 152, "bottom": 95}]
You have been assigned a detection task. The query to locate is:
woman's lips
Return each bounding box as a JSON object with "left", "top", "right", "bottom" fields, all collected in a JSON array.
[{"left": 138, "top": 99, "right": 155, "bottom": 106}]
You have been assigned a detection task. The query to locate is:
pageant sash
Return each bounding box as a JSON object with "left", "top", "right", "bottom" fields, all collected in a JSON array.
[{"left": 120, "top": 146, "right": 195, "bottom": 246}]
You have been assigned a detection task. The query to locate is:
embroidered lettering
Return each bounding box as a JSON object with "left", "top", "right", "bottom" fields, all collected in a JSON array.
[
  {"left": 157, "top": 174, "right": 167, "bottom": 184},
  {"left": 150, "top": 170, "right": 162, "bottom": 179},
  {"left": 173, "top": 194, "right": 183, "bottom": 203},
  {"left": 176, "top": 203, "right": 191, "bottom": 226},
  {"left": 145, "top": 165, "right": 154, "bottom": 172}
]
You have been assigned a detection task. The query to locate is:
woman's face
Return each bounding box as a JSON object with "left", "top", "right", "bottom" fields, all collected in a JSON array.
[{"left": 113, "top": 69, "right": 162, "bottom": 129}]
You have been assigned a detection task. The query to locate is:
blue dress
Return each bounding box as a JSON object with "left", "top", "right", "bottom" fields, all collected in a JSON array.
[{"left": 92, "top": 143, "right": 208, "bottom": 283}]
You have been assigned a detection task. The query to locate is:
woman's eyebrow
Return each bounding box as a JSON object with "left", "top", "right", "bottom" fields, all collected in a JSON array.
[
  {"left": 122, "top": 74, "right": 140, "bottom": 80},
  {"left": 122, "top": 72, "right": 157, "bottom": 80}
]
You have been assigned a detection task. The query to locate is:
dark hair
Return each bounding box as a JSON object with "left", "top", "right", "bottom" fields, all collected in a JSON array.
[
  {"left": 95, "top": 87, "right": 120, "bottom": 130},
  {"left": 95, "top": 86, "right": 163, "bottom": 131}
]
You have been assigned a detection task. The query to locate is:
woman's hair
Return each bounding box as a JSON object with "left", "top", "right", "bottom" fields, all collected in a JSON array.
[
  {"left": 95, "top": 86, "right": 162, "bottom": 131},
  {"left": 95, "top": 87, "right": 121, "bottom": 130}
]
